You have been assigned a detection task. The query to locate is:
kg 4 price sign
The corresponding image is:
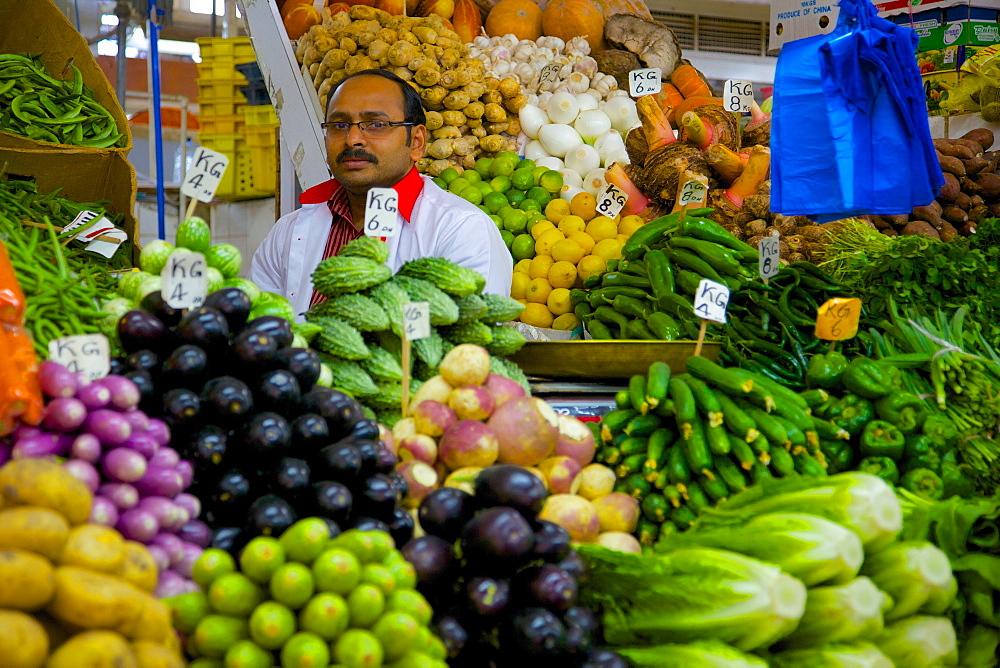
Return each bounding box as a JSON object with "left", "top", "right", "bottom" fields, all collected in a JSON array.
[
  {"left": 724, "top": 79, "right": 754, "bottom": 113},
  {"left": 694, "top": 279, "right": 731, "bottom": 324},
  {"left": 364, "top": 187, "right": 400, "bottom": 238},
  {"left": 48, "top": 334, "right": 110, "bottom": 380},
  {"left": 181, "top": 147, "right": 230, "bottom": 203},
  {"left": 161, "top": 252, "right": 207, "bottom": 310}
]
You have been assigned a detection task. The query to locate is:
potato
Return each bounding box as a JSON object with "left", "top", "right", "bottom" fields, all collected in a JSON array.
[
  {"left": 0, "top": 506, "right": 69, "bottom": 561},
  {"left": 131, "top": 641, "right": 184, "bottom": 668},
  {"left": 0, "top": 549, "right": 55, "bottom": 610},
  {"left": 0, "top": 459, "right": 91, "bottom": 525},
  {"left": 116, "top": 541, "right": 158, "bottom": 593},
  {"left": 46, "top": 567, "right": 144, "bottom": 632},
  {"left": 61, "top": 524, "right": 125, "bottom": 573},
  {"left": 0, "top": 609, "right": 48, "bottom": 668},
  {"left": 46, "top": 630, "right": 137, "bottom": 668}
]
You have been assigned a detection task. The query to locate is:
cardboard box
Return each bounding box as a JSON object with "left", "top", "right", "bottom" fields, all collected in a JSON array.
[
  {"left": 0, "top": 0, "right": 131, "bottom": 152},
  {"left": 767, "top": 0, "right": 840, "bottom": 53}
]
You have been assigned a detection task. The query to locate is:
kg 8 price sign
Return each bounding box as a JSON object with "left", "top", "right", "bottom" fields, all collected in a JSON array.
[
  {"left": 758, "top": 234, "right": 780, "bottom": 282},
  {"left": 694, "top": 279, "right": 731, "bottom": 324},
  {"left": 48, "top": 334, "right": 110, "bottom": 380},
  {"left": 678, "top": 179, "right": 708, "bottom": 207},
  {"left": 161, "top": 252, "right": 207, "bottom": 310},
  {"left": 628, "top": 68, "right": 662, "bottom": 97},
  {"left": 596, "top": 184, "right": 627, "bottom": 220},
  {"left": 180, "top": 147, "right": 230, "bottom": 202},
  {"left": 815, "top": 297, "right": 862, "bottom": 341},
  {"left": 724, "top": 79, "right": 754, "bottom": 113},
  {"left": 364, "top": 187, "right": 400, "bottom": 238}
]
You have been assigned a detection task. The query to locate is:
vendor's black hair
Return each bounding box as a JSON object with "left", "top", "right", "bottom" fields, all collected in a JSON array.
[{"left": 326, "top": 69, "right": 426, "bottom": 143}]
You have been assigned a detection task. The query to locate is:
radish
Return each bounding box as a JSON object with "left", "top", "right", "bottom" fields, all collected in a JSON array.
[
  {"left": 396, "top": 460, "right": 439, "bottom": 508},
  {"left": 398, "top": 434, "right": 439, "bottom": 465},
  {"left": 488, "top": 397, "right": 560, "bottom": 467},
  {"left": 413, "top": 400, "right": 457, "bottom": 438},
  {"left": 539, "top": 494, "right": 600, "bottom": 543},
  {"left": 554, "top": 415, "right": 597, "bottom": 467},
  {"left": 484, "top": 373, "right": 526, "bottom": 408},
  {"left": 448, "top": 385, "right": 495, "bottom": 421},
  {"left": 537, "top": 456, "right": 583, "bottom": 494},
  {"left": 438, "top": 420, "right": 500, "bottom": 470},
  {"left": 439, "top": 344, "right": 491, "bottom": 388}
]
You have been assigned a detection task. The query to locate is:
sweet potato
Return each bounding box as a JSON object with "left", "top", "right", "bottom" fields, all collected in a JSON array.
[
  {"left": 977, "top": 172, "right": 1000, "bottom": 199},
  {"left": 902, "top": 220, "right": 941, "bottom": 238},
  {"left": 0, "top": 609, "right": 48, "bottom": 668},
  {"left": 968, "top": 205, "right": 990, "bottom": 223},
  {"left": 939, "top": 172, "right": 961, "bottom": 201},
  {"left": 942, "top": 205, "right": 969, "bottom": 225},
  {"left": 0, "top": 549, "right": 55, "bottom": 611},
  {"left": 954, "top": 191, "right": 973, "bottom": 210},
  {"left": 882, "top": 213, "right": 910, "bottom": 226},
  {"left": 990, "top": 202, "right": 1000, "bottom": 217},
  {"left": 46, "top": 631, "right": 137, "bottom": 668},
  {"left": 963, "top": 155, "right": 990, "bottom": 176},
  {"left": 962, "top": 128, "right": 995, "bottom": 151},
  {"left": 912, "top": 200, "right": 945, "bottom": 227},
  {"left": 952, "top": 137, "right": 984, "bottom": 156},
  {"left": 962, "top": 221, "right": 978, "bottom": 235},
  {"left": 0, "top": 459, "right": 91, "bottom": 525},
  {"left": 882, "top": 229, "right": 899, "bottom": 237},
  {"left": 939, "top": 222, "right": 960, "bottom": 242},
  {"left": 938, "top": 154, "right": 966, "bottom": 177},
  {"left": 0, "top": 506, "right": 69, "bottom": 561},
  {"left": 971, "top": 194, "right": 985, "bottom": 207},
  {"left": 870, "top": 215, "right": 891, "bottom": 230},
  {"left": 962, "top": 177, "right": 981, "bottom": 196},
  {"left": 935, "top": 139, "right": 975, "bottom": 160}
]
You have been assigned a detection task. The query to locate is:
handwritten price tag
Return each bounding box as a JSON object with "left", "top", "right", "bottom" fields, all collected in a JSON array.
[
  {"left": 678, "top": 179, "right": 708, "bottom": 207},
  {"left": 48, "top": 334, "right": 110, "bottom": 380},
  {"left": 724, "top": 79, "right": 754, "bottom": 113},
  {"left": 403, "top": 302, "right": 430, "bottom": 341},
  {"left": 596, "top": 184, "right": 627, "bottom": 220},
  {"left": 180, "top": 147, "right": 230, "bottom": 202},
  {"left": 62, "top": 210, "right": 127, "bottom": 259},
  {"left": 161, "top": 251, "right": 207, "bottom": 310},
  {"left": 694, "top": 279, "right": 731, "bottom": 324},
  {"left": 758, "top": 235, "right": 780, "bottom": 281},
  {"left": 815, "top": 298, "right": 862, "bottom": 341},
  {"left": 539, "top": 63, "right": 562, "bottom": 83},
  {"left": 628, "top": 67, "right": 662, "bottom": 97},
  {"left": 364, "top": 187, "right": 400, "bottom": 238}
]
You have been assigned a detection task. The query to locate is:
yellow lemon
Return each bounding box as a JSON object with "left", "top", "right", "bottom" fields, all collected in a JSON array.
[
  {"left": 547, "top": 260, "right": 577, "bottom": 289},
  {"left": 516, "top": 298, "right": 527, "bottom": 305},
  {"left": 528, "top": 254, "right": 554, "bottom": 280},
  {"left": 530, "top": 220, "right": 556, "bottom": 240},
  {"left": 619, "top": 215, "right": 645, "bottom": 237},
  {"left": 585, "top": 216, "right": 617, "bottom": 242},
  {"left": 520, "top": 303, "right": 554, "bottom": 329},
  {"left": 615, "top": 233, "right": 630, "bottom": 246},
  {"left": 552, "top": 313, "right": 581, "bottom": 331},
  {"left": 557, "top": 215, "right": 587, "bottom": 236},
  {"left": 546, "top": 288, "right": 573, "bottom": 316},
  {"left": 569, "top": 232, "right": 596, "bottom": 254},
  {"left": 514, "top": 258, "right": 532, "bottom": 274},
  {"left": 551, "top": 239, "right": 586, "bottom": 264},
  {"left": 544, "top": 198, "right": 571, "bottom": 223},
  {"left": 534, "top": 229, "right": 566, "bottom": 256},
  {"left": 577, "top": 254, "right": 608, "bottom": 280},
  {"left": 593, "top": 238, "right": 623, "bottom": 262},
  {"left": 570, "top": 191, "right": 598, "bottom": 221},
  {"left": 526, "top": 277, "right": 552, "bottom": 304},
  {"left": 510, "top": 272, "right": 530, "bottom": 299}
]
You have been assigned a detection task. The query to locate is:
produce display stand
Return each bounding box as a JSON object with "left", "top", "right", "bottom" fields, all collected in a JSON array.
[{"left": 509, "top": 340, "right": 723, "bottom": 379}]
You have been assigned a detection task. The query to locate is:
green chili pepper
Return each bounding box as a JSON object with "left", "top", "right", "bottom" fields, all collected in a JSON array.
[
  {"left": 860, "top": 419, "right": 905, "bottom": 459},
  {"left": 644, "top": 249, "right": 674, "bottom": 301},
  {"left": 646, "top": 312, "right": 681, "bottom": 340},
  {"left": 595, "top": 305, "right": 629, "bottom": 338},
  {"left": 900, "top": 468, "right": 944, "bottom": 500},
  {"left": 826, "top": 394, "right": 875, "bottom": 436},
  {"left": 875, "top": 392, "right": 929, "bottom": 434},
  {"left": 842, "top": 357, "right": 894, "bottom": 399},
  {"left": 805, "top": 351, "right": 849, "bottom": 389},
  {"left": 583, "top": 274, "right": 601, "bottom": 288},
  {"left": 619, "top": 259, "right": 648, "bottom": 277},
  {"left": 586, "top": 319, "right": 614, "bottom": 340},
  {"left": 657, "top": 292, "right": 695, "bottom": 319},
  {"left": 678, "top": 216, "right": 755, "bottom": 252},
  {"left": 601, "top": 272, "right": 651, "bottom": 289},
  {"left": 588, "top": 286, "right": 649, "bottom": 308},
  {"left": 621, "top": 213, "right": 684, "bottom": 260},
  {"left": 626, "top": 318, "right": 656, "bottom": 340},
  {"left": 665, "top": 247, "right": 723, "bottom": 283},
  {"left": 668, "top": 237, "right": 744, "bottom": 276},
  {"left": 613, "top": 294, "right": 652, "bottom": 320},
  {"left": 904, "top": 434, "right": 941, "bottom": 473},
  {"left": 857, "top": 456, "right": 900, "bottom": 484}
]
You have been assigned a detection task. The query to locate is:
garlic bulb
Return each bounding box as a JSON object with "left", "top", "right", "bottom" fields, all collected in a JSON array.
[{"left": 567, "top": 72, "right": 590, "bottom": 94}]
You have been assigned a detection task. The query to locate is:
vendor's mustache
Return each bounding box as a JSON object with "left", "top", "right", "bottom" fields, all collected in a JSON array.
[{"left": 338, "top": 149, "right": 379, "bottom": 164}]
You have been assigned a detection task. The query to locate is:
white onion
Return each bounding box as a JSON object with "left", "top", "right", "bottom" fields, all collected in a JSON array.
[
  {"left": 524, "top": 139, "right": 549, "bottom": 162},
  {"left": 560, "top": 185, "right": 586, "bottom": 202},
  {"left": 594, "top": 129, "right": 627, "bottom": 164},
  {"left": 603, "top": 96, "right": 640, "bottom": 134},
  {"left": 563, "top": 143, "right": 601, "bottom": 177},
  {"left": 575, "top": 93, "right": 599, "bottom": 112},
  {"left": 538, "top": 124, "right": 582, "bottom": 158},
  {"left": 558, "top": 168, "right": 584, "bottom": 190},
  {"left": 602, "top": 147, "right": 631, "bottom": 168},
  {"left": 536, "top": 156, "right": 565, "bottom": 171},
  {"left": 546, "top": 91, "right": 581, "bottom": 125},
  {"left": 582, "top": 167, "right": 608, "bottom": 196},
  {"left": 519, "top": 104, "right": 548, "bottom": 140},
  {"left": 574, "top": 109, "right": 613, "bottom": 145}
]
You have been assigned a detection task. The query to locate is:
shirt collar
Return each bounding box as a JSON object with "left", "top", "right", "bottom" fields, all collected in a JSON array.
[{"left": 298, "top": 167, "right": 424, "bottom": 223}]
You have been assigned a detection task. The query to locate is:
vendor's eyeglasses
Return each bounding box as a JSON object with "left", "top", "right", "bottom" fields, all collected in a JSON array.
[{"left": 321, "top": 120, "right": 415, "bottom": 137}]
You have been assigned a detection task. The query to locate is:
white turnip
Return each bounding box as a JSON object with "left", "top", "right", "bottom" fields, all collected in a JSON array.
[
  {"left": 448, "top": 385, "right": 495, "bottom": 421},
  {"left": 488, "top": 397, "right": 559, "bottom": 467},
  {"left": 591, "top": 492, "right": 640, "bottom": 533},
  {"left": 596, "top": 531, "right": 642, "bottom": 554},
  {"left": 408, "top": 375, "right": 453, "bottom": 414},
  {"left": 398, "top": 434, "right": 439, "bottom": 465},
  {"left": 537, "top": 456, "right": 583, "bottom": 494},
  {"left": 483, "top": 373, "right": 526, "bottom": 408},
  {"left": 554, "top": 415, "right": 596, "bottom": 467},
  {"left": 396, "top": 460, "right": 439, "bottom": 508},
  {"left": 413, "top": 400, "right": 457, "bottom": 438},
  {"left": 392, "top": 417, "right": 418, "bottom": 442},
  {"left": 572, "top": 464, "right": 616, "bottom": 500},
  {"left": 539, "top": 494, "right": 600, "bottom": 543},
  {"left": 438, "top": 420, "right": 500, "bottom": 470},
  {"left": 439, "top": 344, "right": 491, "bottom": 387}
]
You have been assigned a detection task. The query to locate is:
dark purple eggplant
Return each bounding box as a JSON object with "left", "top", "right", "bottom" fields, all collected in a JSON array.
[
  {"left": 418, "top": 488, "right": 477, "bottom": 543},
  {"left": 349, "top": 418, "right": 380, "bottom": 440},
  {"left": 581, "top": 649, "right": 628, "bottom": 668},
  {"left": 242, "top": 315, "right": 293, "bottom": 348},
  {"left": 503, "top": 608, "right": 566, "bottom": 658},
  {"left": 351, "top": 517, "right": 390, "bottom": 533},
  {"left": 241, "top": 412, "right": 291, "bottom": 460},
  {"left": 210, "top": 526, "right": 244, "bottom": 553},
  {"left": 274, "top": 347, "right": 321, "bottom": 393},
  {"left": 200, "top": 376, "right": 254, "bottom": 425},
  {"left": 435, "top": 616, "right": 469, "bottom": 660},
  {"left": 460, "top": 506, "right": 534, "bottom": 574},
  {"left": 374, "top": 445, "right": 398, "bottom": 475},
  {"left": 515, "top": 565, "right": 577, "bottom": 612},
  {"left": 247, "top": 494, "right": 297, "bottom": 537},
  {"left": 466, "top": 576, "right": 511, "bottom": 618},
  {"left": 556, "top": 550, "right": 587, "bottom": 581},
  {"left": 118, "top": 310, "right": 171, "bottom": 355},
  {"left": 125, "top": 369, "right": 157, "bottom": 414},
  {"left": 185, "top": 425, "right": 229, "bottom": 468},
  {"left": 161, "top": 388, "right": 201, "bottom": 434},
  {"left": 139, "top": 290, "right": 184, "bottom": 327},
  {"left": 356, "top": 473, "right": 397, "bottom": 519},
  {"left": 161, "top": 344, "right": 210, "bottom": 391},
  {"left": 401, "top": 535, "right": 459, "bottom": 592},
  {"left": 532, "top": 520, "right": 572, "bottom": 563},
  {"left": 203, "top": 287, "right": 252, "bottom": 332},
  {"left": 127, "top": 349, "right": 160, "bottom": 377},
  {"left": 175, "top": 307, "right": 230, "bottom": 355},
  {"left": 273, "top": 457, "right": 311, "bottom": 500},
  {"left": 255, "top": 369, "right": 302, "bottom": 417},
  {"left": 387, "top": 506, "right": 414, "bottom": 547},
  {"left": 314, "top": 442, "right": 362, "bottom": 482},
  {"left": 312, "top": 481, "right": 352, "bottom": 524},
  {"left": 289, "top": 413, "right": 330, "bottom": 455},
  {"left": 302, "top": 388, "right": 364, "bottom": 439},
  {"left": 231, "top": 330, "right": 280, "bottom": 377},
  {"left": 474, "top": 465, "right": 547, "bottom": 518},
  {"left": 355, "top": 439, "right": 380, "bottom": 477}
]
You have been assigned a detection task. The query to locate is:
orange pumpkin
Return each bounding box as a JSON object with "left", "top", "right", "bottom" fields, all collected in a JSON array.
[
  {"left": 542, "top": 0, "right": 604, "bottom": 52},
  {"left": 281, "top": 1, "right": 321, "bottom": 39},
  {"left": 451, "top": 0, "right": 482, "bottom": 43},
  {"left": 485, "top": 0, "right": 543, "bottom": 40},
  {"left": 374, "top": 0, "right": 406, "bottom": 14},
  {"left": 328, "top": 1, "right": 350, "bottom": 13},
  {"left": 416, "top": 0, "right": 456, "bottom": 18}
]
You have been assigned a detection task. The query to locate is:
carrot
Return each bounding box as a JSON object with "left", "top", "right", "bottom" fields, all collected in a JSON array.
[
  {"left": 0, "top": 324, "right": 43, "bottom": 430},
  {"left": 0, "top": 241, "right": 25, "bottom": 326},
  {"left": 670, "top": 64, "right": 712, "bottom": 99},
  {"left": 654, "top": 84, "right": 685, "bottom": 123}
]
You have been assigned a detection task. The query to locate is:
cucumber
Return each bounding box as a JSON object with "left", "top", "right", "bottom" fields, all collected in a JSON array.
[
  {"left": 741, "top": 401, "right": 791, "bottom": 447},
  {"left": 599, "top": 446, "right": 622, "bottom": 466},
  {"left": 769, "top": 445, "right": 796, "bottom": 476},
  {"left": 715, "top": 392, "right": 760, "bottom": 443},
  {"left": 625, "top": 414, "right": 663, "bottom": 437},
  {"left": 662, "top": 485, "right": 683, "bottom": 508},
  {"left": 641, "top": 494, "right": 671, "bottom": 523},
  {"left": 727, "top": 434, "right": 757, "bottom": 471},
  {"left": 665, "top": 443, "right": 692, "bottom": 484},
  {"left": 771, "top": 414, "right": 807, "bottom": 447},
  {"left": 653, "top": 469, "right": 670, "bottom": 490},
  {"left": 750, "top": 460, "right": 774, "bottom": 483},
  {"left": 684, "top": 480, "right": 710, "bottom": 513},
  {"left": 813, "top": 417, "right": 850, "bottom": 441},
  {"left": 671, "top": 505, "right": 697, "bottom": 529},
  {"left": 600, "top": 409, "right": 635, "bottom": 441},
  {"left": 799, "top": 388, "right": 831, "bottom": 409},
  {"left": 623, "top": 473, "right": 651, "bottom": 498},
  {"left": 617, "top": 454, "right": 647, "bottom": 478},
  {"left": 614, "top": 389, "right": 632, "bottom": 409},
  {"left": 619, "top": 436, "right": 649, "bottom": 457},
  {"left": 682, "top": 375, "right": 724, "bottom": 428},
  {"left": 629, "top": 374, "right": 649, "bottom": 415},
  {"left": 743, "top": 370, "right": 811, "bottom": 412},
  {"left": 705, "top": 423, "right": 731, "bottom": 456},
  {"left": 653, "top": 398, "right": 676, "bottom": 418},
  {"left": 793, "top": 450, "right": 828, "bottom": 477},
  {"left": 686, "top": 356, "right": 753, "bottom": 397},
  {"left": 681, "top": 417, "right": 713, "bottom": 476},
  {"left": 645, "top": 428, "right": 673, "bottom": 467},
  {"left": 750, "top": 433, "right": 772, "bottom": 464},
  {"left": 668, "top": 377, "right": 697, "bottom": 438},
  {"left": 642, "top": 458, "right": 660, "bottom": 483},
  {"left": 645, "top": 361, "right": 671, "bottom": 410},
  {"left": 637, "top": 519, "right": 659, "bottom": 547},
  {"left": 714, "top": 455, "right": 748, "bottom": 494},
  {"left": 699, "top": 474, "right": 730, "bottom": 503}
]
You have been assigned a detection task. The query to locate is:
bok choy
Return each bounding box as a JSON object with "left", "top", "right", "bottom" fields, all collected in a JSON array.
[
  {"left": 616, "top": 640, "right": 768, "bottom": 667},
  {"left": 770, "top": 642, "right": 894, "bottom": 668},
  {"left": 780, "top": 577, "right": 891, "bottom": 647},
  {"left": 874, "top": 616, "right": 958, "bottom": 667},
  {"left": 861, "top": 541, "right": 957, "bottom": 620}
]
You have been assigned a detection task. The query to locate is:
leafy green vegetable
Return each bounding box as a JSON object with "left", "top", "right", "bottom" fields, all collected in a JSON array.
[
  {"left": 616, "top": 640, "right": 768, "bottom": 667},
  {"left": 874, "top": 616, "right": 958, "bottom": 667},
  {"left": 861, "top": 541, "right": 956, "bottom": 620},
  {"left": 770, "top": 642, "right": 894, "bottom": 668},
  {"left": 781, "top": 577, "right": 891, "bottom": 648}
]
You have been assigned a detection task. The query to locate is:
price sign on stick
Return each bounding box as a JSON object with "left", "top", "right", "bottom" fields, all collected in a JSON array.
[
  {"left": 400, "top": 302, "right": 430, "bottom": 415},
  {"left": 693, "top": 278, "right": 730, "bottom": 357},
  {"left": 596, "top": 184, "right": 627, "bottom": 220},
  {"left": 181, "top": 147, "right": 229, "bottom": 206},
  {"left": 539, "top": 63, "right": 561, "bottom": 83},
  {"left": 48, "top": 334, "right": 110, "bottom": 380},
  {"left": 724, "top": 79, "right": 754, "bottom": 113},
  {"left": 628, "top": 68, "right": 662, "bottom": 97},
  {"left": 364, "top": 187, "right": 400, "bottom": 238},
  {"left": 815, "top": 298, "right": 862, "bottom": 341},
  {"left": 758, "top": 234, "right": 780, "bottom": 283},
  {"left": 161, "top": 252, "right": 207, "bottom": 310}
]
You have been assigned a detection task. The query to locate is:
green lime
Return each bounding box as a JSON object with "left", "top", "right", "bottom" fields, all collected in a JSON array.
[
  {"left": 497, "top": 150, "right": 520, "bottom": 164},
  {"left": 413, "top": 626, "right": 446, "bottom": 659},
  {"left": 483, "top": 191, "right": 508, "bottom": 213},
  {"left": 532, "top": 165, "right": 549, "bottom": 186},
  {"left": 539, "top": 169, "right": 564, "bottom": 194},
  {"left": 249, "top": 601, "right": 297, "bottom": 651},
  {"left": 447, "top": 178, "right": 470, "bottom": 195},
  {"left": 194, "top": 614, "right": 249, "bottom": 659},
  {"left": 347, "top": 584, "right": 385, "bottom": 628},
  {"left": 270, "top": 562, "right": 316, "bottom": 609},
  {"left": 528, "top": 186, "right": 552, "bottom": 207},
  {"left": 438, "top": 168, "right": 459, "bottom": 185},
  {"left": 280, "top": 631, "right": 330, "bottom": 668},
  {"left": 192, "top": 549, "right": 237, "bottom": 592},
  {"left": 278, "top": 518, "right": 331, "bottom": 565},
  {"left": 497, "top": 205, "right": 514, "bottom": 221},
  {"left": 475, "top": 181, "right": 493, "bottom": 197},
  {"left": 385, "top": 590, "right": 433, "bottom": 627},
  {"left": 165, "top": 591, "right": 211, "bottom": 635},
  {"left": 184, "top": 635, "right": 201, "bottom": 661},
  {"left": 431, "top": 177, "right": 447, "bottom": 190},
  {"left": 489, "top": 214, "right": 503, "bottom": 229},
  {"left": 224, "top": 639, "right": 273, "bottom": 668},
  {"left": 209, "top": 572, "right": 265, "bottom": 617},
  {"left": 490, "top": 174, "right": 512, "bottom": 193},
  {"left": 511, "top": 168, "right": 535, "bottom": 191},
  {"left": 508, "top": 190, "right": 527, "bottom": 207},
  {"left": 462, "top": 169, "right": 482, "bottom": 184},
  {"left": 189, "top": 659, "right": 226, "bottom": 668},
  {"left": 333, "top": 629, "right": 384, "bottom": 668},
  {"left": 331, "top": 530, "right": 394, "bottom": 564},
  {"left": 387, "top": 651, "right": 438, "bottom": 668},
  {"left": 500, "top": 230, "right": 515, "bottom": 249},
  {"left": 298, "top": 592, "right": 350, "bottom": 641},
  {"left": 386, "top": 561, "right": 417, "bottom": 591},
  {"left": 460, "top": 186, "right": 483, "bottom": 206},
  {"left": 518, "top": 198, "right": 542, "bottom": 214},
  {"left": 517, "top": 158, "right": 537, "bottom": 173},
  {"left": 477, "top": 205, "right": 491, "bottom": 215},
  {"left": 511, "top": 234, "right": 535, "bottom": 261},
  {"left": 241, "top": 537, "right": 287, "bottom": 584},
  {"left": 503, "top": 209, "right": 528, "bottom": 235},
  {"left": 489, "top": 159, "right": 515, "bottom": 179},
  {"left": 474, "top": 157, "right": 493, "bottom": 179},
  {"left": 372, "top": 611, "right": 420, "bottom": 661},
  {"left": 312, "top": 548, "right": 362, "bottom": 595}
]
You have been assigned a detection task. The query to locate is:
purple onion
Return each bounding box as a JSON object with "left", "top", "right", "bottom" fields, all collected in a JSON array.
[
  {"left": 144, "top": 419, "right": 171, "bottom": 448},
  {"left": 154, "top": 569, "right": 189, "bottom": 599},
  {"left": 76, "top": 382, "right": 112, "bottom": 410},
  {"left": 148, "top": 447, "right": 180, "bottom": 469},
  {"left": 12, "top": 433, "right": 71, "bottom": 459},
  {"left": 117, "top": 508, "right": 160, "bottom": 543},
  {"left": 175, "top": 460, "right": 194, "bottom": 489},
  {"left": 146, "top": 544, "right": 170, "bottom": 571},
  {"left": 0, "top": 442, "right": 10, "bottom": 467},
  {"left": 97, "top": 483, "right": 139, "bottom": 510},
  {"left": 133, "top": 466, "right": 184, "bottom": 498},
  {"left": 173, "top": 493, "right": 201, "bottom": 520},
  {"left": 89, "top": 496, "right": 120, "bottom": 526},
  {"left": 121, "top": 409, "right": 150, "bottom": 433},
  {"left": 123, "top": 432, "right": 158, "bottom": 460},
  {"left": 70, "top": 433, "right": 102, "bottom": 463},
  {"left": 101, "top": 447, "right": 148, "bottom": 483},
  {"left": 175, "top": 542, "right": 204, "bottom": 578},
  {"left": 38, "top": 361, "right": 77, "bottom": 399},
  {"left": 63, "top": 459, "right": 100, "bottom": 492},
  {"left": 151, "top": 533, "right": 186, "bottom": 566},
  {"left": 177, "top": 519, "right": 212, "bottom": 548},
  {"left": 84, "top": 409, "right": 132, "bottom": 446},
  {"left": 100, "top": 375, "right": 141, "bottom": 411},
  {"left": 138, "top": 496, "right": 189, "bottom": 533}
]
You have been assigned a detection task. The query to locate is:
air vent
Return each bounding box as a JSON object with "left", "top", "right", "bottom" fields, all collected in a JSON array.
[
  {"left": 652, "top": 11, "right": 696, "bottom": 50},
  {"left": 652, "top": 10, "right": 770, "bottom": 57}
]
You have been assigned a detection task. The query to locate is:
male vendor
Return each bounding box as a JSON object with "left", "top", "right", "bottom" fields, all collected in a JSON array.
[{"left": 249, "top": 69, "right": 511, "bottom": 319}]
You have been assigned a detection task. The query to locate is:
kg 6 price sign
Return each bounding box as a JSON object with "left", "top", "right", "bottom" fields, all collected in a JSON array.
[
  {"left": 628, "top": 68, "right": 662, "bottom": 97},
  {"left": 815, "top": 297, "right": 862, "bottom": 341},
  {"left": 364, "top": 187, "right": 400, "bottom": 238}
]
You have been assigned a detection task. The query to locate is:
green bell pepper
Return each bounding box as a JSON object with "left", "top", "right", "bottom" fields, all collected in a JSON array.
[
  {"left": 860, "top": 419, "right": 905, "bottom": 459},
  {"left": 900, "top": 467, "right": 945, "bottom": 500},
  {"left": 858, "top": 456, "right": 900, "bottom": 484},
  {"left": 904, "top": 434, "right": 941, "bottom": 473},
  {"left": 826, "top": 394, "right": 875, "bottom": 436},
  {"left": 819, "top": 438, "right": 856, "bottom": 474},
  {"left": 941, "top": 450, "right": 977, "bottom": 498},
  {"left": 922, "top": 413, "right": 959, "bottom": 447},
  {"left": 842, "top": 357, "right": 894, "bottom": 399},
  {"left": 805, "top": 351, "right": 849, "bottom": 389},
  {"left": 875, "top": 392, "right": 930, "bottom": 434}
]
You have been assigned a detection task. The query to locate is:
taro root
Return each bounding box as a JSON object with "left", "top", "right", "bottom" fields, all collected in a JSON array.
[
  {"left": 593, "top": 49, "right": 642, "bottom": 90},
  {"left": 679, "top": 105, "right": 741, "bottom": 152},
  {"left": 745, "top": 218, "right": 768, "bottom": 237},
  {"left": 882, "top": 229, "right": 899, "bottom": 237},
  {"left": 741, "top": 100, "right": 771, "bottom": 147},
  {"left": 742, "top": 192, "right": 770, "bottom": 220},
  {"left": 962, "top": 128, "right": 995, "bottom": 152},
  {"left": 625, "top": 127, "right": 648, "bottom": 167},
  {"left": 901, "top": 221, "right": 941, "bottom": 238},
  {"left": 706, "top": 145, "right": 770, "bottom": 226},
  {"left": 788, "top": 252, "right": 808, "bottom": 262},
  {"left": 704, "top": 144, "right": 749, "bottom": 185},
  {"left": 771, "top": 213, "right": 800, "bottom": 236},
  {"left": 869, "top": 215, "right": 891, "bottom": 230},
  {"left": 798, "top": 225, "right": 826, "bottom": 242}
]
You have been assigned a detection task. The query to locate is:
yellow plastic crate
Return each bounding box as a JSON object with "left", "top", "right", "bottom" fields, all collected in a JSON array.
[
  {"left": 199, "top": 115, "right": 245, "bottom": 135},
  {"left": 198, "top": 95, "right": 247, "bottom": 117},
  {"left": 244, "top": 105, "right": 278, "bottom": 127},
  {"left": 196, "top": 37, "right": 255, "bottom": 63},
  {"left": 244, "top": 124, "right": 276, "bottom": 148},
  {"left": 196, "top": 59, "right": 239, "bottom": 79},
  {"left": 196, "top": 77, "right": 248, "bottom": 100},
  {"left": 198, "top": 133, "right": 273, "bottom": 200},
  {"left": 250, "top": 143, "right": 277, "bottom": 193}
]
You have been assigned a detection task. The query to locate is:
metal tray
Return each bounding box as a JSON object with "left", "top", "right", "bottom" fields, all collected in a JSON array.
[{"left": 508, "top": 340, "right": 723, "bottom": 380}]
